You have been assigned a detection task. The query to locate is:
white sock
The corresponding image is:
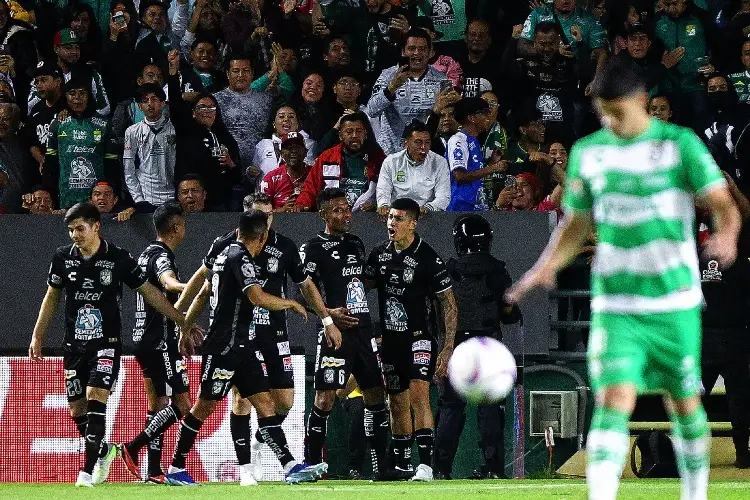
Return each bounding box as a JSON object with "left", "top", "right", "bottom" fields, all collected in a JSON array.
[
  {"left": 586, "top": 429, "right": 629, "bottom": 500},
  {"left": 673, "top": 436, "right": 709, "bottom": 500},
  {"left": 167, "top": 465, "right": 185, "bottom": 474}
]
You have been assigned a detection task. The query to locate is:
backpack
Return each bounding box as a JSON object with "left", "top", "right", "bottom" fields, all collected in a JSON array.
[{"left": 630, "top": 431, "right": 679, "bottom": 478}]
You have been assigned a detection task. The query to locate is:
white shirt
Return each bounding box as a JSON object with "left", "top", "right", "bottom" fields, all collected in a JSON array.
[
  {"left": 376, "top": 149, "right": 451, "bottom": 211},
  {"left": 123, "top": 117, "right": 177, "bottom": 205}
]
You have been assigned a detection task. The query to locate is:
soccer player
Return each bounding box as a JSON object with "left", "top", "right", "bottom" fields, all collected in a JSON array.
[
  {"left": 168, "top": 211, "right": 330, "bottom": 486},
  {"left": 365, "top": 197, "right": 457, "bottom": 481},
  {"left": 28, "top": 202, "right": 188, "bottom": 487},
  {"left": 118, "top": 201, "right": 193, "bottom": 483},
  {"left": 301, "top": 188, "right": 390, "bottom": 478},
  {"left": 175, "top": 194, "right": 343, "bottom": 482},
  {"left": 506, "top": 58, "right": 741, "bottom": 500}
]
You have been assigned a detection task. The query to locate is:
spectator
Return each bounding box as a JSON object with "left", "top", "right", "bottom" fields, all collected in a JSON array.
[
  {"left": 90, "top": 179, "right": 135, "bottom": 221},
  {"left": 317, "top": 70, "right": 371, "bottom": 152},
  {"left": 414, "top": 16, "right": 462, "bottom": 89},
  {"left": 648, "top": 93, "right": 673, "bottom": 121},
  {"left": 176, "top": 173, "right": 207, "bottom": 212},
  {"left": 68, "top": 3, "right": 102, "bottom": 66},
  {"left": 252, "top": 105, "right": 316, "bottom": 180},
  {"left": 729, "top": 40, "right": 750, "bottom": 104},
  {"left": 101, "top": 1, "right": 141, "bottom": 104},
  {"left": 446, "top": 97, "right": 507, "bottom": 211},
  {"left": 519, "top": 0, "right": 608, "bottom": 95},
  {"left": 111, "top": 61, "right": 166, "bottom": 151},
  {"left": 295, "top": 111, "right": 384, "bottom": 211},
  {"left": 417, "top": 0, "right": 476, "bottom": 51},
  {"left": 0, "top": 102, "right": 34, "bottom": 213},
  {"left": 221, "top": 0, "right": 264, "bottom": 56},
  {"left": 43, "top": 78, "right": 118, "bottom": 209},
  {"left": 494, "top": 172, "right": 560, "bottom": 212},
  {"left": 167, "top": 50, "right": 240, "bottom": 211},
  {"left": 480, "top": 90, "right": 510, "bottom": 207},
  {"left": 425, "top": 86, "right": 461, "bottom": 155},
  {"left": 135, "top": 0, "right": 178, "bottom": 71},
  {"left": 214, "top": 54, "right": 273, "bottom": 175},
  {"left": 260, "top": 132, "right": 311, "bottom": 211},
  {"left": 455, "top": 19, "right": 500, "bottom": 98},
  {"left": 655, "top": 0, "right": 721, "bottom": 129},
  {"left": 25, "top": 61, "right": 64, "bottom": 174},
  {"left": 0, "top": 0, "right": 36, "bottom": 107},
  {"left": 726, "top": 0, "right": 750, "bottom": 52},
  {"left": 368, "top": 28, "right": 449, "bottom": 154},
  {"left": 505, "top": 106, "right": 553, "bottom": 176},
  {"left": 321, "top": 36, "right": 352, "bottom": 85},
  {"left": 176, "top": 0, "right": 225, "bottom": 60},
  {"left": 249, "top": 42, "right": 296, "bottom": 101},
  {"left": 172, "top": 38, "right": 223, "bottom": 97},
  {"left": 20, "top": 185, "right": 54, "bottom": 214},
  {"left": 615, "top": 23, "right": 665, "bottom": 96},
  {"left": 123, "top": 84, "right": 176, "bottom": 210},
  {"left": 376, "top": 119, "right": 451, "bottom": 214},
  {"left": 294, "top": 72, "right": 337, "bottom": 154}
]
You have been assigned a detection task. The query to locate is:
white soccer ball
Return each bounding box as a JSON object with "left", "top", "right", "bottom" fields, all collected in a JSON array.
[{"left": 448, "top": 337, "right": 517, "bottom": 404}]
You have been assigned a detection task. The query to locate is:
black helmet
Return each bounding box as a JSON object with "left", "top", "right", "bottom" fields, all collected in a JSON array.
[{"left": 452, "top": 214, "right": 492, "bottom": 254}]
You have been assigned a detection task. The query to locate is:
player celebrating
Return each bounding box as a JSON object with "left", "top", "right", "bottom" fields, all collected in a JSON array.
[
  {"left": 28, "top": 202, "right": 188, "bottom": 487},
  {"left": 300, "top": 188, "right": 390, "bottom": 478},
  {"left": 118, "top": 201, "right": 193, "bottom": 483},
  {"left": 365, "top": 197, "right": 457, "bottom": 481},
  {"left": 506, "top": 58, "right": 741, "bottom": 500},
  {"left": 168, "top": 211, "right": 329, "bottom": 486}
]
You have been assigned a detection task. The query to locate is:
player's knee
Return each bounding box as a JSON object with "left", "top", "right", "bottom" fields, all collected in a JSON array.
[
  {"left": 174, "top": 393, "right": 192, "bottom": 416},
  {"left": 314, "top": 390, "right": 336, "bottom": 411},
  {"left": 362, "top": 386, "right": 385, "bottom": 405},
  {"left": 668, "top": 394, "right": 702, "bottom": 416},
  {"left": 389, "top": 391, "right": 410, "bottom": 415},
  {"left": 598, "top": 384, "right": 637, "bottom": 413},
  {"left": 192, "top": 398, "right": 217, "bottom": 421},
  {"left": 233, "top": 396, "right": 252, "bottom": 415}
]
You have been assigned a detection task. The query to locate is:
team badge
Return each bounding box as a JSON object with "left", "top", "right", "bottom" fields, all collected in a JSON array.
[
  {"left": 403, "top": 268, "right": 414, "bottom": 283},
  {"left": 100, "top": 269, "right": 112, "bottom": 286},
  {"left": 267, "top": 257, "right": 279, "bottom": 273}
]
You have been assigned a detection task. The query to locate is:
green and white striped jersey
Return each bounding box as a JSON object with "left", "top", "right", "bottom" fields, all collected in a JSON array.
[{"left": 563, "top": 119, "right": 725, "bottom": 315}]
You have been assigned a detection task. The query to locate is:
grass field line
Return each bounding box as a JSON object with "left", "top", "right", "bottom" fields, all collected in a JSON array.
[{"left": 291, "top": 481, "right": 749, "bottom": 492}]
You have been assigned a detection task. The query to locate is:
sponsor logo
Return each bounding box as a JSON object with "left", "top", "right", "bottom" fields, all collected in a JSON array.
[
  {"left": 342, "top": 265, "right": 362, "bottom": 277},
  {"left": 378, "top": 253, "right": 391, "bottom": 262},
  {"left": 389, "top": 274, "right": 400, "bottom": 284},
  {"left": 322, "top": 242, "right": 339, "bottom": 251},
  {"left": 261, "top": 362, "right": 268, "bottom": 377},
  {"left": 163, "top": 351, "right": 173, "bottom": 379},
  {"left": 385, "top": 284, "right": 404, "bottom": 296},
  {"left": 95, "top": 261, "right": 115, "bottom": 269},
  {"left": 412, "top": 340, "right": 431, "bottom": 352},
  {"left": 320, "top": 356, "right": 345, "bottom": 368},
  {"left": 72, "top": 130, "right": 88, "bottom": 140},
  {"left": 253, "top": 306, "right": 271, "bottom": 326},
  {"left": 702, "top": 260, "right": 723, "bottom": 282},
  {"left": 384, "top": 297, "right": 408, "bottom": 332},
  {"left": 64, "top": 369, "right": 76, "bottom": 380},
  {"left": 347, "top": 254, "right": 358, "bottom": 264},
  {"left": 50, "top": 274, "right": 62, "bottom": 285},
  {"left": 256, "top": 351, "right": 265, "bottom": 362},
  {"left": 74, "top": 304, "right": 104, "bottom": 340},
  {"left": 283, "top": 356, "right": 293, "bottom": 372},
  {"left": 440, "top": 277, "right": 451, "bottom": 287},
  {"left": 419, "top": 366, "right": 429, "bottom": 376},
  {"left": 413, "top": 352, "right": 431, "bottom": 366},
  {"left": 371, "top": 338, "right": 378, "bottom": 352},
  {"left": 277, "top": 341, "right": 290, "bottom": 356},
  {"left": 74, "top": 291, "right": 103, "bottom": 301},
  {"left": 212, "top": 381, "right": 224, "bottom": 395},
  {"left": 403, "top": 256, "right": 417, "bottom": 268},
  {"left": 97, "top": 349, "right": 115, "bottom": 357},
  {"left": 304, "top": 262, "right": 317, "bottom": 274},
  {"left": 175, "top": 359, "right": 186, "bottom": 372},
  {"left": 82, "top": 278, "right": 95, "bottom": 289},
  {"left": 69, "top": 157, "right": 96, "bottom": 190},
  {"left": 97, "top": 358, "right": 113, "bottom": 373},
  {"left": 65, "top": 260, "right": 80, "bottom": 268},
  {"left": 346, "top": 278, "right": 369, "bottom": 314},
  {"left": 264, "top": 246, "right": 283, "bottom": 259},
  {"left": 212, "top": 368, "right": 234, "bottom": 380},
  {"left": 241, "top": 261, "right": 255, "bottom": 279}
]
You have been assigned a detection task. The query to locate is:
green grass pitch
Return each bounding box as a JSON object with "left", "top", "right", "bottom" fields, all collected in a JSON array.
[{"left": 1, "top": 480, "right": 749, "bottom": 500}]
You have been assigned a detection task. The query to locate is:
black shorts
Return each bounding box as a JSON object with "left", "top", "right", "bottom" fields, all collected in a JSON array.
[
  {"left": 198, "top": 349, "right": 269, "bottom": 401},
  {"left": 380, "top": 334, "right": 436, "bottom": 394},
  {"left": 134, "top": 343, "right": 190, "bottom": 397},
  {"left": 255, "top": 326, "right": 294, "bottom": 390},
  {"left": 314, "top": 325, "right": 383, "bottom": 391},
  {"left": 63, "top": 347, "right": 121, "bottom": 402}
]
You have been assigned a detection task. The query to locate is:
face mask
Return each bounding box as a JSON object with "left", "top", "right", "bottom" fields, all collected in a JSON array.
[{"left": 708, "top": 91, "right": 730, "bottom": 109}]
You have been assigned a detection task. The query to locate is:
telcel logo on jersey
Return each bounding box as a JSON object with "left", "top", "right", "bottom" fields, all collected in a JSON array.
[
  {"left": 342, "top": 265, "right": 362, "bottom": 277},
  {"left": 74, "top": 290, "right": 103, "bottom": 301}
]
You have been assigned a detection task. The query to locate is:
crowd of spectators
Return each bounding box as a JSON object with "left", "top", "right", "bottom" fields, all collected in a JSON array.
[{"left": 2, "top": 0, "right": 750, "bottom": 217}]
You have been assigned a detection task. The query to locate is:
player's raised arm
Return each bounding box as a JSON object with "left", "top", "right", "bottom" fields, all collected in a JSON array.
[
  {"left": 175, "top": 264, "right": 210, "bottom": 311},
  {"left": 29, "top": 286, "right": 62, "bottom": 361}
]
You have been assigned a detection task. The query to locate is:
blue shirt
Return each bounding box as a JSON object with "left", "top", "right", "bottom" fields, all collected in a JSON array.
[{"left": 446, "top": 130, "right": 488, "bottom": 211}]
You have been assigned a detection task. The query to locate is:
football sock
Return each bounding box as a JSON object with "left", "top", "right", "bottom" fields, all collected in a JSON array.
[
  {"left": 415, "top": 428, "right": 434, "bottom": 467},
  {"left": 145, "top": 411, "right": 164, "bottom": 476},
  {"left": 364, "top": 403, "right": 388, "bottom": 474},
  {"left": 586, "top": 406, "right": 630, "bottom": 500},
  {"left": 671, "top": 406, "right": 710, "bottom": 500},
  {"left": 305, "top": 406, "right": 330, "bottom": 464},
  {"left": 390, "top": 434, "right": 413, "bottom": 470},
  {"left": 83, "top": 400, "right": 107, "bottom": 474},
  {"left": 128, "top": 403, "right": 182, "bottom": 456},
  {"left": 171, "top": 413, "right": 203, "bottom": 470},
  {"left": 231, "top": 413, "right": 252, "bottom": 466},
  {"left": 259, "top": 416, "right": 295, "bottom": 467},
  {"left": 255, "top": 412, "right": 287, "bottom": 443},
  {"left": 72, "top": 414, "right": 88, "bottom": 438}
]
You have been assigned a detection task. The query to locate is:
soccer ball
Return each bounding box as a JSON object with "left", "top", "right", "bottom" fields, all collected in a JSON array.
[{"left": 448, "top": 337, "right": 517, "bottom": 404}]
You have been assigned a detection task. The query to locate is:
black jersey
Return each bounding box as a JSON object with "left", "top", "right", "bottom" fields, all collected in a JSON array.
[
  {"left": 251, "top": 229, "right": 307, "bottom": 328},
  {"left": 26, "top": 98, "right": 66, "bottom": 150},
  {"left": 365, "top": 234, "right": 452, "bottom": 336},
  {"left": 47, "top": 239, "right": 147, "bottom": 353},
  {"left": 133, "top": 241, "right": 180, "bottom": 350},
  {"left": 204, "top": 229, "right": 236, "bottom": 269},
  {"left": 300, "top": 232, "right": 371, "bottom": 327},
  {"left": 204, "top": 242, "right": 261, "bottom": 355}
]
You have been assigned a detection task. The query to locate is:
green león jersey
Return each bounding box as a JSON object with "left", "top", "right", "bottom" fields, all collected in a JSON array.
[{"left": 562, "top": 119, "right": 725, "bottom": 315}]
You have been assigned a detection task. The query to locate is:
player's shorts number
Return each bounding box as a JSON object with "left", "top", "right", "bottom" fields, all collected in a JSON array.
[
  {"left": 339, "top": 370, "right": 345, "bottom": 386},
  {"left": 66, "top": 378, "right": 83, "bottom": 398},
  {"left": 209, "top": 274, "right": 220, "bottom": 310}
]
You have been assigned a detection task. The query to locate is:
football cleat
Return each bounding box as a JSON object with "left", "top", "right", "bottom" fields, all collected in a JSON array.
[
  {"left": 75, "top": 471, "right": 94, "bottom": 488},
  {"left": 250, "top": 435, "right": 263, "bottom": 481},
  {"left": 165, "top": 469, "right": 200, "bottom": 486},
  {"left": 92, "top": 443, "right": 118, "bottom": 484},
  {"left": 117, "top": 443, "right": 141, "bottom": 480},
  {"left": 410, "top": 464, "right": 434, "bottom": 482},
  {"left": 284, "top": 462, "right": 320, "bottom": 484},
  {"left": 145, "top": 474, "right": 166, "bottom": 484},
  {"left": 239, "top": 464, "right": 258, "bottom": 486}
]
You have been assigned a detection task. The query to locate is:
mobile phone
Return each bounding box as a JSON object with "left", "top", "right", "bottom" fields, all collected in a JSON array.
[
  {"left": 439, "top": 80, "right": 452, "bottom": 92},
  {"left": 112, "top": 11, "right": 126, "bottom": 28}
]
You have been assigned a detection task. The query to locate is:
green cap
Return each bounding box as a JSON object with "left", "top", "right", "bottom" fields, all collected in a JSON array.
[{"left": 55, "top": 28, "right": 79, "bottom": 47}]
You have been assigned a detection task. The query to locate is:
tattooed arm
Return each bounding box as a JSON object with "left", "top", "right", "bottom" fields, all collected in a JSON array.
[{"left": 434, "top": 288, "right": 457, "bottom": 378}]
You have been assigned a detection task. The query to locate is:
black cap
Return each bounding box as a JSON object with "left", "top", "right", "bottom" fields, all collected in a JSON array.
[
  {"left": 625, "top": 22, "right": 650, "bottom": 37},
  {"left": 29, "top": 60, "right": 63, "bottom": 79},
  {"left": 413, "top": 16, "right": 444, "bottom": 40},
  {"left": 63, "top": 76, "right": 90, "bottom": 93},
  {"left": 453, "top": 97, "right": 490, "bottom": 122}
]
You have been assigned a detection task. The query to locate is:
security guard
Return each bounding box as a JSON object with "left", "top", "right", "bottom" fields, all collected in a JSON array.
[{"left": 433, "top": 214, "right": 520, "bottom": 479}]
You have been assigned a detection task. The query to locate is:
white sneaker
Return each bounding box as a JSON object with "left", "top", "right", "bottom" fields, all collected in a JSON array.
[
  {"left": 239, "top": 464, "right": 258, "bottom": 486},
  {"left": 75, "top": 471, "right": 94, "bottom": 487},
  {"left": 92, "top": 443, "right": 118, "bottom": 484},
  {"left": 410, "top": 464, "right": 434, "bottom": 482},
  {"left": 250, "top": 435, "right": 263, "bottom": 481}
]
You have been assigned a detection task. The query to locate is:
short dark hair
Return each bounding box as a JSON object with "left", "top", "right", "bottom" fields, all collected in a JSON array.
[
  {"left": 243, "top": 192, "right": 272, "bottom": 211},
  {"left": 238, "top": 210, "right": 268, "bottom": 240},
  {"left": 30, "top": 184, "right": 49, "bottom": 194},
  {"left": 178, "top": 173, "right": 205, "bottom": 189},
  {"left": 136, "top": 83, "right": 166, "bottom": 103},
  {"left": 402, "top": 119, "right": 431, "bottom": 140},
  {"left": 325, "top": 36, "right": 349, "bottom": 54},
  {"left": 339, "top": 111, "right": 369, "bottom": 130},
  {"left": 190, "top": 37, "right": 218, "bottom": 53},
  {"left": 90, "top": 178, "right": 116, "bottom": 197},
  {"left": 65, "top": 202, "right": 101, "bottom": 224},
  {"left": 402, "top": 27, "right": 432, "bottom": 49},
  {"left": 535, "top": 21, "right": 559, "bottom": 37},
  {"left": 224, "top": 52, "right": 253, "bottom": 72},
  {"left": 153, "top": 200, "right": 183, "bottom": 235},
  {"left": 317, "top": 187, "right": 347, "bottom": 211},
  {"left": 648, "top": 93, "right": 671, "bottom": 105},
  {"left": 591, "top": 57, "right": 646, "bottom": 100},
  {"left": 390, "top": 197, "right": 420, "bottom": 221}
]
